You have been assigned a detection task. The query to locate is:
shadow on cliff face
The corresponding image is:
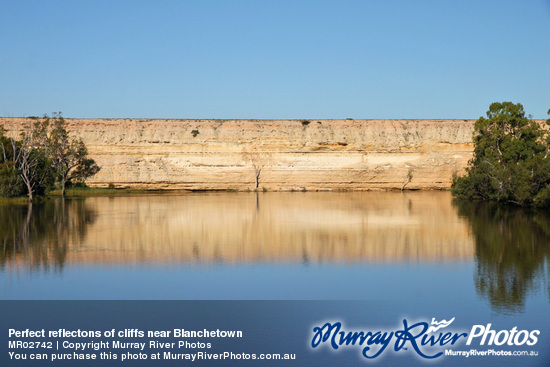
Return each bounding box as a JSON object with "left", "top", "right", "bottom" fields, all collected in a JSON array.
[
  {"left": 0, "top": 199, "right": 96, "bottom": 272},
  {"left": 454, "top": 200, "right": 550, "bottom": 313}
]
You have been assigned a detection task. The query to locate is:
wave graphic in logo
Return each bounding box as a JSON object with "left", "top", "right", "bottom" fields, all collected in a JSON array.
[{"left": 427, "top": 318, "right": 455, "bottom": 333}]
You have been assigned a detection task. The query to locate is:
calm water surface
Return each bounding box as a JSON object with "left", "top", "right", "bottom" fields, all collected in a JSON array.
[{"left": 1, "top": 191, "right": 548, "bottom": 313}]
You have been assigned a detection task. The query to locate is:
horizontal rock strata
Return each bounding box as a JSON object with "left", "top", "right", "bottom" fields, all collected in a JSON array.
[{"left": 0, "top": 118, "right": 475, "bottom": 190}]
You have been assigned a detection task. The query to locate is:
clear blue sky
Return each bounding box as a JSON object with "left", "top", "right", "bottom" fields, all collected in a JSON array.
[{"left": 1, "top": 0, "right": 549, "bottom": 119}]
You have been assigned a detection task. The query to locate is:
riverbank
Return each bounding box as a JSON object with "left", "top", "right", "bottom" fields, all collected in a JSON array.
[
  {"left": 1, "top": 188, "right": 174, "bottom": 201},
  {"left": 48, "top": 187, "right": 171, "bottom": 197}
]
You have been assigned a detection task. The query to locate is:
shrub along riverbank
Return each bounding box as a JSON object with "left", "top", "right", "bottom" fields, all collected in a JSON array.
[
  {"left": 452, "top": 102, "right": 550, "bottom": 207},
  {"left": 0, "top": 113, "right": 99, "bottom": 201}
]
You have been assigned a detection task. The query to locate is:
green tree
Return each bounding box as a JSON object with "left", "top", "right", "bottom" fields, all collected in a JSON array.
[
  {"left": 48, "top": 113, "right": 99, "bottom": 196},
  {"left": 0, "top": 113, "right": 100, "bottom": 200},
  {"left": 0, "top": 162, "right": 25, "bottom": 198},
  {"left": 8, "top": 118, "right": 52, "bottom": 201},
  {"left": 0, "top": 127, "right": 26, "bottom": 197},
  {"left": 452, "top": 102, "right": 550, "bottom": 207}
]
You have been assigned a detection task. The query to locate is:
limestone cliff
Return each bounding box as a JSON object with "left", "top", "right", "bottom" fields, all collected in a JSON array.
[{"left": 0, "top": 118, "right": 475, "bottom": 190}]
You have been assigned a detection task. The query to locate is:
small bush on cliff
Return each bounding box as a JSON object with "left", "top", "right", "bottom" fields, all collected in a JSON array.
[{"left": 452, "top": 102, "right": 550, "bottom": 207}]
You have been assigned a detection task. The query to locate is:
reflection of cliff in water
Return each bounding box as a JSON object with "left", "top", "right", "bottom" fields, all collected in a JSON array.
[
  {"left": 0, "top": 199, "right": 96, "bottom": 271},
  {"left": 1, "top": 192, "right": 473, "bottom": 269},
  {"left": 455, "top": 200, "right": 550, "bottom": 313},
  {"left": 11, "top": 191, "right": 473, "bottom": 266}
]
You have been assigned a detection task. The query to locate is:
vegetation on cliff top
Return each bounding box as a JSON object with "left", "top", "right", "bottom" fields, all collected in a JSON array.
[
  {"left": 0, "top": 113, "right": 100, "bottom": 201},
  {"left": 452, "top": 102, "right": 550, "bottom": 207}
]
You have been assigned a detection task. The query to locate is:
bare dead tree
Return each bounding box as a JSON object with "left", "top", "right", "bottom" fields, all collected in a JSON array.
[
  {"left": 8, "top": 118, "right": 51, "bottom": 201},
  {"left": 401, "top": 166, "right": 414, "bottom": 191},
  {"left": 0, "top": 126, "right": 7, "bottom": 162},
  {"left": 242, "top": 145, "right": 272, "bottom": 190}
]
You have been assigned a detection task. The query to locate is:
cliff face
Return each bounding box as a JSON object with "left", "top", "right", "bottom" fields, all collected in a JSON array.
[{"left": 0, "top": 118, "right": 474, "bottom": 190}]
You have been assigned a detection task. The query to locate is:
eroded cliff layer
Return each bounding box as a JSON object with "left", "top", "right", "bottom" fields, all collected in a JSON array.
[{"left": 0, "top": 118, "right": 475, "bottom": 190}]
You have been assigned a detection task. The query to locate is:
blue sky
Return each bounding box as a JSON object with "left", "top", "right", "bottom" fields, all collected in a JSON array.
[{"left": 1, "top": 0, "right": 549, "bottom": 119}]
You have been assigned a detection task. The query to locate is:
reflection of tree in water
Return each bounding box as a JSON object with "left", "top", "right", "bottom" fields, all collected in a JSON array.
[
  {"left": 0, "top": 199, "right": 96, "bottom": 272},
  {"left": 455, "top": 200, "right": 550, "bottom": 313}
]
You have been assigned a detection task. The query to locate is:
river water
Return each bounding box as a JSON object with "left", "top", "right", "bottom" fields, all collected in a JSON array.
[
  {"left": 0, "top": 191, "right": 548, "bottom": 308},
  {"left": 1, "top": 191, "right": 549, "bottom": 366}
]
